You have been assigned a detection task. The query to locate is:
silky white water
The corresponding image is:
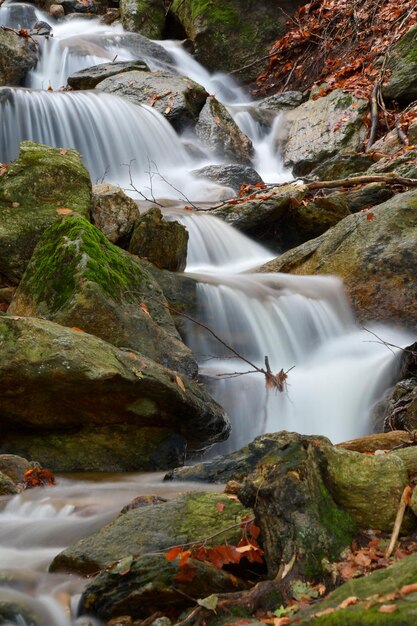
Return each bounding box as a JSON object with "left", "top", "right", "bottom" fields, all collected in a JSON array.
[{"left": 0, "top": 6, "right": 416, "bottom": 625}]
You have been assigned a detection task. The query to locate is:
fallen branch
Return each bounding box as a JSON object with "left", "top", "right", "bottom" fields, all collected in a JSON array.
[
  {"left": 305, "top": 173, "right": 417, "bottom": 191},
  {"left": 366, "top": 80, "right": 380, "bottom": 151},
  {"left": 385, "top": 484, "right": 413, "bottom": 559}
]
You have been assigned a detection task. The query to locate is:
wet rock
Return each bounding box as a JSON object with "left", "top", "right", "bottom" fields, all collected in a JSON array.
[
  {"left": 0, "top": 454, "right": 32, "bottom": 483},
  {"left": 0, "top": 316, "right": 229, "bottom": 471},
  {"left": 51, "top": 492, "right": 250, "bottom": 574},
  {"left": 280, "top": 90, "right": 368, "bottom": 176},
  {"left": 238, "top": 432, "right": 356, "bottom": 581},
  {"left": 9, "top": 215, "right": 196, "bottom": 377},
  {"left": 0, "top": 141, "right": 91, "bottom": 284},
  {"left": 0, "top": 471, "right": 19, "bottom": 496},
  {"left": 0, "top": 2, "right": 39, "bottom": 29},
  {"left": 120, "top": 0, "right": 165, "bottom": 39},
  {"left": 79, "top": 553, "right": 245, "bottom": 622},
  {"left": 91, "top": 183, "right": 139, "bottom": 246},
  {"left": 0, "top": 28, "right": 38, "bottom": 86},
  {"left": 169, "top": 0, "right": 306, "bottom": 82},
  {"left": 308, "top": 153, "right": 376, "bottom": 181},
  {"left": 68, "top": 61, "right": 149, "bottom": 90},
  {"left": 49, "top": 4, "right": 65, "bottom": 16},
  {"left": 382, "top": 25, "right": 417, "bottom": 104},
  {"left": 260, "top": 190, "right": 417, "bottom": 326},
  {"left": 369, "top": 147, "right": 417, "bottom": 179},
  {"left": 96, "top": 70, "right": 208, "bottom": 133},
  {"left": 129, "top": 207, "right": 188, "bottom": 272},
  {"left": 191, "top": 164, "right": 263, "bottom": 193},
  {"left": 195, "top": 96, "right": 253, "bottom": 165},
  {"left": 257, "top": 91, "right": 304, "bottom": 111}
]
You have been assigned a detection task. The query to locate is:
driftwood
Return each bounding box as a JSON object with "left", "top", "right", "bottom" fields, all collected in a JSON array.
[{"left": 305, "top": 173, "right": 417, "bottom": 191}]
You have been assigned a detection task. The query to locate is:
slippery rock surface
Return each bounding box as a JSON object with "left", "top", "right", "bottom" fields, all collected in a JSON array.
[
  {"left": 91, "top": 183, "right": 139, "bottom": 245},
  {"left": 260, "top": 190, "right": 417, "bottom": 326},
  {"left": 67, "top": 61, "right": 149, "bottom": 90},
  {"left": 96, "top": 70, "right": 208, "bottom": 132},
  {"left": 280, "top": 89, "right": 368, "bottom": 176},
  {"left": 195, "top": 96, "right": 253, "bottom": 164},
  {"left": 9, "top": 216, "right": 196, "bottom": 376},
  {"left": 51, "top": 492, "right": 250, "bottom": 574},
  {"left": 0, "top": 317, "right": 229, "bottom": 471},
  {"left": 0, "top": 141, "right": 91, "bottom": 284},
  {"left": 129, "top": 207, "right": 188, "bottom": 272},
  {"left": 0, "top": 28, "right": 38, "bottom": 86}
]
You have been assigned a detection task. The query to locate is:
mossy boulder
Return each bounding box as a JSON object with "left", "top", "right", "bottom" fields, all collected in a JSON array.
[
  {"left": 308, "top": 153, "right": 375, "bottom": 180},
  {"left": 51, "top": 492, "right": 251, "bottom": 574},
  {"left": 119, "top": 0, "right": 165, "bottom": 39},
  {"left": 280, "top": 90, "right": 369, "bottom": 176},
  {"left": 0, "top": 141, "right": 91, "bottom": 284},
  {"left": 382, "top": 25, "right": 417, "bottom": 104},
  {"left": 91, "top": 183, "right": 139, "bottom": 246},
  {"left": 96, "top": 70, "right": 208, "bottom": 132},
  {"left": 0, "top": 316, "right": 229, "bottom": 470},
  {"left": 79, "top": 553, "right": 245, "bottom": 622},
  {"left": 169, "top": 0, "right": 305, "bottom": 82},
  {"left": 238, "top": 432, "right": 356, "bottom": 581},
  {"left": 195, "top": 96, "right": 253, "bottom": 165},
  {"left": 9, "top": 216, "right": 196, "bottom": 376},
  {"left": 0, "top": 28, "right": 38, "bottom": 86},
  {"left": 129, "top": 207, "right": 188, "bottom": 272},
  {"left": 0, "top": 471, "right": 19, "bottom": 496},
  {"left": 260, "top": 190, "right": 417, "bottom": 326},
  {"left": 67, "top": 61, "right": 149, "bottom": 90}
]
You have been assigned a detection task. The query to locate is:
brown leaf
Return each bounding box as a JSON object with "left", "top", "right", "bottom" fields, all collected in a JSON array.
[
  {"left": 353, "top": 551, "right": 372, "bottom": 567},
  {"left": 59, "top": 148, "right": 68, "bottom": 156},
  {"left": 314, "top": 607, "right": 336, "bottom": 617},
  {"left": 175, "top": 561, "right": 196, "bottom": 583},
  {"left": 216, "top": 502, "right": 225, "bottom": 513},
  {"left": 139, "top": 303, "right": 152, "bottom": 319},
  {"left": 71, "top": 327, "right": 84, "bottom": 332},
  {"left": 56, "top": 208, "right": 73, "bottom": 215},
  {"left": 379, "top": 605, "right": 398, "bottom": 613},
  {"left": 400, "top": 582, "right": 417, "bottom": 596},
  {"left": 339, "top": 596, "right": 359, "bottom": 609},
  {"left": 175, "top": 375, "right": 186, "bottom": 393}
]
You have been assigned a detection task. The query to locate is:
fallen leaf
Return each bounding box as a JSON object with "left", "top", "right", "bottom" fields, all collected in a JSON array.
[
  {"left": 71, "top": 327, "right": 84, "bottom": 332},
  {"left": 112, "top": 555, "right": 133, "bottom": 575},
  {"left": 314, "top": 607, "right": 336, "bottom": 617},
  {"left": 139, "top": 303, "right": 152, "bottom": 319},
  {"left": 379, "top": 605, "right": 398, "bottom": 613},
  {"left": 339, "top": 596, "right": 359, "bottom": 609},
  {"left": 165, "top": 546, "right": 182, "bottom": 561},
  {"left": 197, "top": 594, "right": 218, "bottom": 611},
  {"left": 216, "top": 502, "right": 225, "bottom": 512},
  {"left": 400, "top": 582, "right": 417, "bottom": 595},
  {"left": 59, "top": 148, "right": 68, "bottom": 156},
  {"left": 56, "top": 208, "right": 73, "bottom": 215},
  {"left": 175, "top": 375, "right": 186, "bottom": 393}
]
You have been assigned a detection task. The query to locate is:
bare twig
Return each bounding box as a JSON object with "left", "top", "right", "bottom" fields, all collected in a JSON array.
[
  {"left": 366, "top": 81, "right": 380, "bottom": 151},
  {"left": 122, "top": 159, "right": 163, "bottom": 207},
  {"left": 148, "top": 160, "right": 200, "bottom": 210},
  {"left": 362, "top": 327, "right": 417, "bottom": 356}
]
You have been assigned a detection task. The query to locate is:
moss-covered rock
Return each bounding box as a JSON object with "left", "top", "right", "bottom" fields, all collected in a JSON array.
[
  {"left": 119, "top": 0, "right": 165, "bottom": 38},
  {"left": 280, "top": 90, "right": 369, "bottom": 176},
  {"left": 195, "top": 96, "right": 253, "bottom": 165},
  {"left": 0, "top": 316, "right": 229, "bottom": 470},
  {"left": 238, "top": 432, "right": 356, "bottom": 581},
  {"left": 308, "top": 153, "right": 375, "bottom": 181},
  {"left": 382, "top": 25, "right": 417, "bottom": 104},
  {"left": 9, "top": 216, "right": 196, "bottom": 376},
  {"left": 129, "top": 207, "right": 188, "bottom": 272},
  {"left": 79, "top": 553, "right": 246, "bottom": 622},
  {"left": 260, "top": 190, "right": 417, "bottom": 326},
  {"left": 0, "top": 28, "right": 38, "bottom": 86},
  {"left": 0, "top": 141, "right": 91, "bottom": 284},
  {"left": 169, "top": 0, "right": 305, "bottom": 82},
  {"left": 96, "top": 70, "right": 208, "bottom": 132},
  {"left": 51, "top": 492, "right": 251, "bottom": 574},
  {"left": 0, "top": 471, "right": 19, "bottom": 496},
  {"left": 91, "top": 183, "right": 139, "bottom": 246}
]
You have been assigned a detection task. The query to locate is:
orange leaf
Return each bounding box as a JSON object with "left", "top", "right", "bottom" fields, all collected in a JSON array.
[
  {"left": 56, "top": 208, "right": 73, "bottom": 215},
  {"left": 175, "top": 561, "right": 196, "bottom": 583},
  {"left": 314, "top": 608, "right": 336, "bottom": 617},
  {"left": 175, "top": 375, "right": 186, "bottom": 393},
  {"left": 379, "top": 605, "right": 397, "bottom": 613},
  {"left": 179, "top": 550, "right": 191, "bottom": 567},
  {"left": 165, "top": 546, "right": 182, "bottom": 561},
  {"left": 339, "top": 596, "right": 359, "bottom": 609},
  {"left": 248, "top": 523, "right": 261, "bottom": 539},
  {"left": 403, "top": 484, "right": 413, "bottom": 505},
  {"left": 216, "top": 502, "right": 225, "bottom": 512},
  {"left": 140, "top": 303, "right": 152, "bottom": 319},
  {"left": 71, "top": 327, "right": 84, "bottom": 333},
  {"left": 400, "top": 582, "right": 417, "bottom": 596}
]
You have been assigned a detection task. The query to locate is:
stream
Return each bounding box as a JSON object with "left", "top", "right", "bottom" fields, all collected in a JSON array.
[{"left": 0, "top": 3, "right": 415, "bottom": 623}]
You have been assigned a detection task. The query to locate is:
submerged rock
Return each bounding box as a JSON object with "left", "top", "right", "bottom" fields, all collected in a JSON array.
[
  {"left": 260, "top": 190, "right": 417, "bottom": 326},
  {"left": 0, "top": 28, "right": 38, "bottom": 86},
  {"left": 0, "top": 316, "right": 229, "bottom": 471},
  {"left": 96, "top": 70, "right": 208, "bottom": 132},
  {"left": 280, "top": 90, "right": 368, "bottom": 176},
  {"left": 129, "top": 207, "right": 188, "bottom": 272},
  {"left": 51, "top": 492, "right": 250, "bottom": 574},
  {"left": 9, "top": 216, "right": 196, "bottom": 376},
  {"left": 0, "top": 141, "right": 91, "bottom": 284}
]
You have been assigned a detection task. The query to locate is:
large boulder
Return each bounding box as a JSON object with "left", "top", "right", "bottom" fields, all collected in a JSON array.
[
  {"left": 279, "top": 90, "right": 368, "bottom": 176},
  {"left": 382, "top": 25, "right": 417, "bottom": 104},
  {"left": 50, "top": 492, "right": 251, "bottom": 574},
  {"left": 67, "top": 61, "right": 149, "bottom": 90},
  {"left": 129, "top": 207, "right": 188, "bottom": 272},
  {"left": 119, "top": 0, "right": 165, "bottom": 39},
  {"left": 96, "top": 70, "right": 208, "bottom": 132},
  {"left": 168, "top": 0, "right": 306, "bottom": 82},
  {"left": 260, "top": 190, "right": 417, "bottom": 326},
  {"left": 79, "top": 554, "right": 244, "bottom": 622},
  {"left": 195, "top": 96, "right": 253, "bottom": 165},
  {"left": 0, "top": 28, "right": 38, "bottom": 86},
  {"left": 0, "top": 141, "right": 91, "bottom": 284},
  {"left": 0, "top": 316, "right": 229, "bottom": 471},
  {"left": 191, "top": 163, "right": 263, "bottom": 193},
  {"left": 91, "top": 183, "right": 139, "bottom": 246},
  {"left": 9, "top": 216, "right": 196, "bottom": 376}
]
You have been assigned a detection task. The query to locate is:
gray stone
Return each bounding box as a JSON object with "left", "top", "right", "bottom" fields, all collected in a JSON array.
[
  {"left": 0, "top": 28, "right": 38, "bottom": 86},
  {"left": 67, "top": 61, "right": 149, "bottom": 90},
  {"left": 382, "top": 25, "right": 417, "bottom": 103},
  {"left": 91, "top": 183, "right": 139, "bottom": 245},
  {"left": 191, "top": 164, "right": 263, "bottom": 193}
]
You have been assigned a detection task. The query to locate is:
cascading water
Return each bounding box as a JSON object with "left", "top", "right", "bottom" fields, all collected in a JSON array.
[{"left": 0, "top": 7, "right": 416, "bottom": 625}]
